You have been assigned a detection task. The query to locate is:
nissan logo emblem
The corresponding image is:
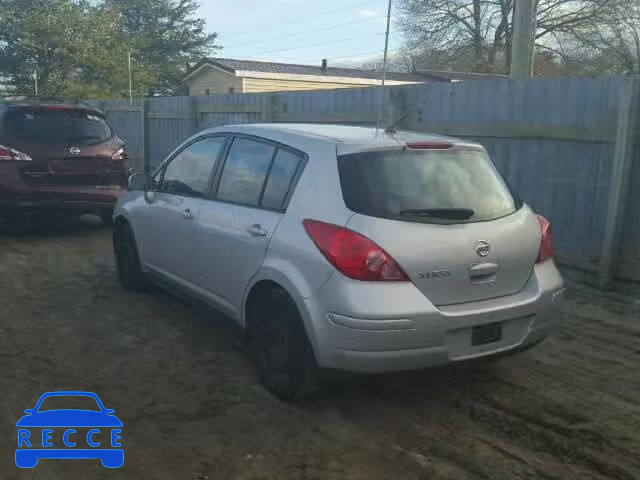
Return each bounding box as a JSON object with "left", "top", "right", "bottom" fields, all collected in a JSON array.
[
  {"left": 474, "top": 240, "right": 490, "bottom": 257},
  {"left": 69, "top": 147, "right": 81, "bottom": 155}
]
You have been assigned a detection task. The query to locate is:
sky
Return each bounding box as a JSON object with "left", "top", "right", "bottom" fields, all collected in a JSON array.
[{"left": 198, "top": 0, "right": 403, "bottom": 67}]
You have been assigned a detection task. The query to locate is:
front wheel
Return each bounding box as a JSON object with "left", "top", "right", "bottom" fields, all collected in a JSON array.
[
  {"left": 250, "top": 290, "right": 319, "bottom": 400},
  {"left": 113, "top": 222, "right": 147, "bottom": 291}
]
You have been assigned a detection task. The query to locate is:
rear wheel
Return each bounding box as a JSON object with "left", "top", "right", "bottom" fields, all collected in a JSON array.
[
  {"left": 113, "top": 221, "right": 147, "bottom": 291},
  {"left": 249, "top": 288, "right": 319, "bottom": 400},
  {"left": 99, "top": 208, "right": 114, "bottom": 226}
]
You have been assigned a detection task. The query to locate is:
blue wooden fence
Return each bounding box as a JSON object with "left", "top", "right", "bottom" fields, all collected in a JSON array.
[{"left": 89, "top": 76, "right": 640, "bottom": 284}]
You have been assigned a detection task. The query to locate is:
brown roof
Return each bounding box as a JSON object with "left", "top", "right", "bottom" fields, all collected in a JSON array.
[{"left": 185, "top": 58, "right": 452, "bottom": 83}]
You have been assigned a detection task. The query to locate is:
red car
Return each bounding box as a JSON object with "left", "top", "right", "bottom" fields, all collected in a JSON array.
[{"left": 0, "top": 97, "right": 128, "bottom": 225}]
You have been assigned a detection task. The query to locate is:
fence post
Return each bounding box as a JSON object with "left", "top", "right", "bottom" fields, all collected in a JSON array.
[
  {"left": 140, "top": 98, "right": 150, "bottom": 173},
  {"left": 188, "top": 95, "right": 199, "bottom": 134},
  {"left": 388, "top": 88, "right": 399, "bottom": 126},
  {"left": 598, "top": 75, "right": 640, "bottom": 289},
  {"left": 260, "top": 93, "right": 273, "bottom": 123}
]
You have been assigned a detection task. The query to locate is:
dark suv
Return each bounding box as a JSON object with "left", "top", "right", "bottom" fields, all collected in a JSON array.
[{"left": 0, "top": 97, "right": 128, "bottom": 224}]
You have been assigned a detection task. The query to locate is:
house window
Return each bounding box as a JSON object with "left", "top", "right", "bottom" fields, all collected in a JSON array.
[
  {"left": 228, "top": 87, "right": 235, "bottom": 94},
  {"left": 204, "top": 89, "right": 211, "bottom": 95}
]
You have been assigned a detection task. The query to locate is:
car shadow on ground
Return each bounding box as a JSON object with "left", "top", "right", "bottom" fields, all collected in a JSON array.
[{"left": 0, "top": 213, "right": 107, "bottom": 237}]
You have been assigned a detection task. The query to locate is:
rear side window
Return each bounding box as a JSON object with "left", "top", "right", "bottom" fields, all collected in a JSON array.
[
  {"left": 217, "top": 139, "right": 275, "bottom": 206},
  {"left": 6, "top": 109, "right": 112, "bottom": 145},
  {"left": 261, "top": 149, "right": 303, "bottom": 210},
  {"left": 338, "top": 148, "right": 520, "bottom": 224}
]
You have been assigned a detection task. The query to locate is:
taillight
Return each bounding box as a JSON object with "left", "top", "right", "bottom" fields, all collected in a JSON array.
[
  {"left": 536, "top": 215, "right": 554, "bottom": 263},
  {"left": 111, "top": 146, "right": 127, "bottom": 161},
  {"left": 0, "top": 144, "right": 32, "bottom": 162},
  {"left": 406, "top": 141, "right": 453, "bottom": 150},
  {"left": 109, "top": 146, "right": 128, "bottom": 168},
  {"left": 303, "top": 219, "right": 408, "bottom": 281}
]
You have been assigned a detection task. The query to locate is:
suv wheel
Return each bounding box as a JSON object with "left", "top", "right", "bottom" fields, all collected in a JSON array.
[
  {"left": 250, "top": 289, "right": 319, "bottom": 400},
  {"left": 99, "top": 208, "right": 114, "bottom": 226},
  {"left": 113, "top": 222, "right": 147, "bottom": 291}
]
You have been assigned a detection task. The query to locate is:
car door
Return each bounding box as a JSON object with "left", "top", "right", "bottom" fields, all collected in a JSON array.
[
  {"left": 195, "top": 137, "right": 305, "bottom": 320},
  {"left": 135, "top": 136, "right": 227, "bottom": 284}
]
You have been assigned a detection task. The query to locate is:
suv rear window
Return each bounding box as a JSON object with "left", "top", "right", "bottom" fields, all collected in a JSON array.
[
  {"left": 338, "top": 148, "right": 521, "bottom": 224},
  {"left": 6, "top": 109, "right": 112, "bottom": 145}
]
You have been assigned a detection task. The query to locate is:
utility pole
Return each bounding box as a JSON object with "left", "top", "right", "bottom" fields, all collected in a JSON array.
[
  {"left": 33, "top": 70, "right": 38, "bottom": 96},
  {"left": 128, "top": 51, "right": 133, "bottom": 104},
  {"left": 377, "top": 0, "right": 393, "bottom": 128},
  {"left": 510, "top": 0, "right": 536, "bottom": 78}
]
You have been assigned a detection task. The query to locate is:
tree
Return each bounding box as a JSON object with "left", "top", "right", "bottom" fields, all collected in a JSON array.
[
  {"left": 0, "top": 0, "right": 157, "bottom": 98},
  {"left": 0, "top": 0, "right": 218, "bottom": 98},
  {"left": 569, "top": 0, "right": 640, "bottom": 73},
  {"left": 106, "top": 0, "right": 219, "bottom": 94},
  {"left": 397, "top": 0, "right": 615, "bottom": 73}
]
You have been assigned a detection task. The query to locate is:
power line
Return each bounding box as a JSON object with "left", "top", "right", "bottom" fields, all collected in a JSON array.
[
  {"left": 326, "top": 49, "right": 395, "bottom": 62},
  {"left": 224, "top": 16, "right": 386, "bottom": 50},
  {"left": 222, "top": 0, "right": 388, "bottom": 39},
  {"left": 279, "top": 49, "right": 399, "bottom": 67},
  {"left": 251, "top": 32, "right": 386, "bottom": 56}
]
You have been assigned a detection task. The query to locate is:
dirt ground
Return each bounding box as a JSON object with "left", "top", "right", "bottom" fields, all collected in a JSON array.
[{"left": 1, "top": 215, "right": 639, "bottom": 480}]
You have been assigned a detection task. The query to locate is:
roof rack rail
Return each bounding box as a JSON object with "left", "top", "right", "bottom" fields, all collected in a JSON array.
[
  {"left": 0, "top": 94, "right": 73, "bottom": 103},
  {"left": 0, "top": 95, "right": 103, "bottom": 112}
]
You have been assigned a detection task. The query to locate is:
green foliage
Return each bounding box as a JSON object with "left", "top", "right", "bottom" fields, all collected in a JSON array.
[{"left": 0, "top": 0, "right": 218, "bottom": 99}]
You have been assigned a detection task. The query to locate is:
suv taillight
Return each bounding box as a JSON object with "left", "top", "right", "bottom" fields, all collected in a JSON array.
[
  {"left": 303, "top": 219, "right": 408, "bottom": 281},
  {"left": 536, "top": 215, "right": 554, "bottom": 263},
  {"left": 109, "top": 146, "right": 128, "bottom": 168},
  {"left": 0, "top": 144, "right": 32, "bottom": 162},
  {"left": 111, "top": 146, "right": 127, "bottom": 162}
]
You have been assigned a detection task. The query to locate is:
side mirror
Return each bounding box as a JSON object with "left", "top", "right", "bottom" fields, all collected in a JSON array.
[
  {"left": 127, "top": 173, "right": 151, "bottom": 192},
  {"left": 128, "top": 173, "right": 156, "bottom": 203},
  {"left": 105, "top": 409, "right": 115, "bottom": 415},
  {"left": 24, "top": 409, "right": 34, "bottom": 415}
]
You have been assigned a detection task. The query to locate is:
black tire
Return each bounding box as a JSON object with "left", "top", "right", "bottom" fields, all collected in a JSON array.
[
  {"left": 113, "top": 221, "right": 147, "bottom": 291},
  {"left": 99, "top": 208, "right": 114, "bottom": 226},
  {"left": 250, "top": 289, "right": 320, "bottom": 400}
]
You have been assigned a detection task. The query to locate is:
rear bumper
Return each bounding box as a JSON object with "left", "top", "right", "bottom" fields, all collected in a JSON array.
[
  {"left": 302, "top": 260, "right": 566, "bottom": 373},
  {"left": 318, "top": 307, "right": 556, "bottom": 373},
  {"left": 0, "top": 162, "right": 125, "bottom": 211},
  {"left": 0, "top": 185, "right": 125, "bottom": 212}
]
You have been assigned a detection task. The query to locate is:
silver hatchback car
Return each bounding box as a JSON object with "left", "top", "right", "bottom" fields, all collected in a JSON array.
[{"left": 113, "top": 124, "right": 566, "bottom": 399}]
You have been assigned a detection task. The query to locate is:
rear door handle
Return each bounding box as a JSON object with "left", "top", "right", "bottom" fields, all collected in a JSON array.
[
  {"left": 247, "top": 224, "right": 267, "bottom": 237},
  {"left": 182, "top": 208, "right": 194, "bottom": 220}
]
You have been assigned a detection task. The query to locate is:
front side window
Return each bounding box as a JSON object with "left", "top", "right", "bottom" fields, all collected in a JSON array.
[
  {"left": 216, "top": 138, "right": 275, "bottom": 206},
  {"left": 161, "top": 137, "right": 226, "bottom": 197}
]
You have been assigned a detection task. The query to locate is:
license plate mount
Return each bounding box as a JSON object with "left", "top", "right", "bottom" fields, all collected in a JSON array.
[{"left": 471, "top": 322, "right": 503, "bottom": 346}]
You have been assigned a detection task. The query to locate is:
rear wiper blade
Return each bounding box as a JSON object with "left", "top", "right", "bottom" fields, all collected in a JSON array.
[{"left": 397, "top": 208, "right": 475, "bottom": 219}]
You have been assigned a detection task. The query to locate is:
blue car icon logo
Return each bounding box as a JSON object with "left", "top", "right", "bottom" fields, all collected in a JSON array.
[{"left": 16, "top": 391, "right": 123, "bottom": 468}]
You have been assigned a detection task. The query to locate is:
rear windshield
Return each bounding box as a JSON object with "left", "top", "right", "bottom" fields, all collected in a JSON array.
[
  {"left": 338, "top": 148, "right": 521, "bottom": 224},
  {"left": 6, "top": 109, "right": 112, "bottom": 145}
]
